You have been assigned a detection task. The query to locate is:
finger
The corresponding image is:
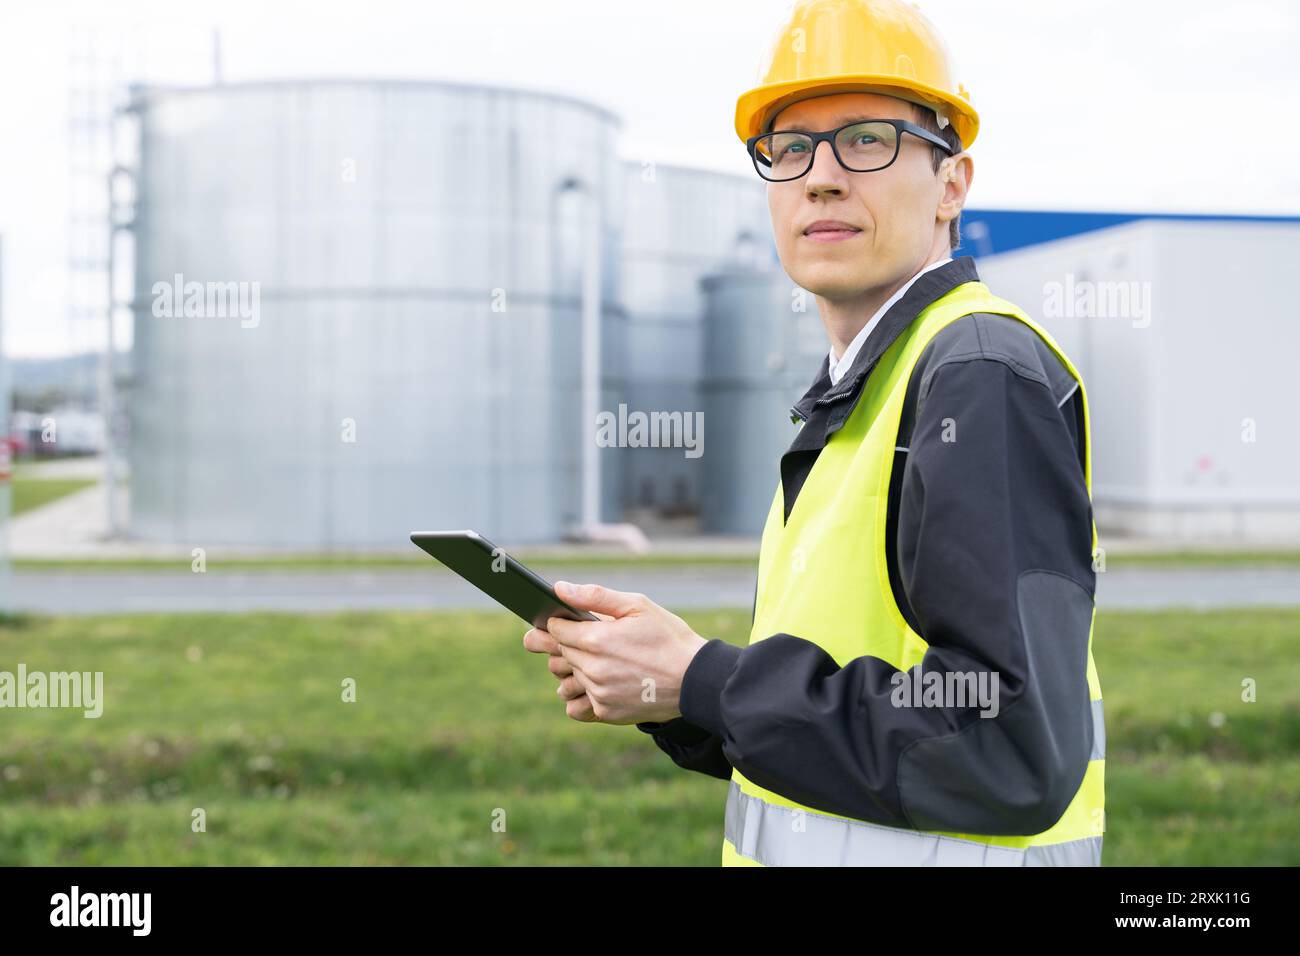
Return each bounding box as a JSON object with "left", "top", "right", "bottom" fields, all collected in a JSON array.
[
  {"left": 566, "top": 692, "right": 598, "bottom": 723},
  {"left": 546, "top": 615, "right": 608, "bottom": 653},
  {"left": 522, "top": 627, "right": 559, "bottom": 655},
  {"left": 547, "top": 654, "right": 573, "bottom": 678},
  {"left": 545, "top": 615, "right": 584, "bottom": 643},
  {"left": 554, "top": 581, "right": 646, "bottom": 619},
  {"left": 556, "top": 641, "right": 600, "bottom": 673},
  {"left": 555, "top": 674, "right": 585, "bottom": 701}
]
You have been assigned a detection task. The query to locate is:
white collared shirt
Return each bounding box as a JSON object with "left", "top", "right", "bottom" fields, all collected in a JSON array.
[{"left": 827, "top": 257, "right": 952, "bottom": 386}]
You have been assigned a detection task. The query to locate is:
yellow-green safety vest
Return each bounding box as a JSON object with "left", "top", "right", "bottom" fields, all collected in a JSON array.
[{"left": 723, "top": 279, "right": 1105, "bottom": 866}]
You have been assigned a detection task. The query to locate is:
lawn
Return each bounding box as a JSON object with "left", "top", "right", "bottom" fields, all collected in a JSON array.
[
  {"left": 10, "top": 477, "right": 97, "bottom": 517},
  {"left": 0, "top": 607, "right": 1295, "bottom": 865}
]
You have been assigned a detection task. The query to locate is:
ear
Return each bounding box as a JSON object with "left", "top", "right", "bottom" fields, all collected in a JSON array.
[
  {"left": 937, "top": 151, "right": 973, "bottom": 225},
  {"left": 939, "top": 151, "right": 970, "bottom": 184}
]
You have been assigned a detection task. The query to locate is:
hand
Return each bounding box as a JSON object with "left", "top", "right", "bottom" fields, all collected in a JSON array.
[
  {"left": 522, "top": 622, "right": 601, "bottom": 722},
  {"left": 541, "top": 581, "right": 708, "bottom": 725}
]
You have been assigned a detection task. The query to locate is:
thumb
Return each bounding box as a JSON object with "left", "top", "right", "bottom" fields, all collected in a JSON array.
[{"left": 555, "top": 581, "right": 643, "bottom": 617}]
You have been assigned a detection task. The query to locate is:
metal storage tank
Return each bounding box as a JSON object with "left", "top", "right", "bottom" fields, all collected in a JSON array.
[
  {"left": 699, "top": 268, "right": 828, "bottom": 535},
  {"left": 978, "top": 218, "right": 1300, "bottom": 541},
  {"left": 617, "top": 163, "right": 772, "bottom": 517},
  {"left": 126, "top": 80, "right": 624, "bottom": 548}
]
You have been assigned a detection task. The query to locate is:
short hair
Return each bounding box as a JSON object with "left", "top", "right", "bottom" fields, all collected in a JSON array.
[{"left": 910, "top": 102, "right": 964, "bottom": 251}]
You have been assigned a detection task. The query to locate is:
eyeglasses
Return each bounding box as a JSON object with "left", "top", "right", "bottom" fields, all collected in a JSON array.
[{"left": 747, "top": 119, "right": 955, "bottom": 182}]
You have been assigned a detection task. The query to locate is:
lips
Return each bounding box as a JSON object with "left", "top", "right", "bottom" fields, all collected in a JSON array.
[{"left": 802, "top": 220, "right": 862, "bottom": 241}]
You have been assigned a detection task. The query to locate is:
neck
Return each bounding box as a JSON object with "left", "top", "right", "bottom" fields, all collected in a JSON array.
[{"left": 821, "top": 251, "right": 948, "bottom": 362}]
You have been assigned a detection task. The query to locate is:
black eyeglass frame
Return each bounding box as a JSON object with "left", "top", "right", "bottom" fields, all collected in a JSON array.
[{"left": 746, "top": 118, "right": 956, "bottom": 182}]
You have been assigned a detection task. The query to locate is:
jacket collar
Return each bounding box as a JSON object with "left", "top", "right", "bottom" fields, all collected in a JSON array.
[{"left": 789, "top": 255, "right": 981, "bottom": 424}]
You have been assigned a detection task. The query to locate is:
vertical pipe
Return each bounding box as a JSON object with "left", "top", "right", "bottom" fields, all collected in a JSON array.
[
  {"left": 103, "top": 171, "right": 119, "bottom": 538},
  {"left": 580, "top": 190, "right": 600, "bottom": 529}
]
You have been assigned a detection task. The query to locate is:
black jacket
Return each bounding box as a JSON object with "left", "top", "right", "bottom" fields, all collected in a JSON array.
[{"left": 637, "top": 256, "right": 1098, "bottom": 836}]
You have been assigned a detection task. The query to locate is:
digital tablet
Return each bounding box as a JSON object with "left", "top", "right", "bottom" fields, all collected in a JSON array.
[{"left": 410, "top": 530, "right": 599, "bottom": 629}]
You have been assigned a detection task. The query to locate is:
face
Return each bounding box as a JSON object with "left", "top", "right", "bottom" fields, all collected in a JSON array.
[{"left": 762, "top": 92, "right": 967, "bottom": 302}]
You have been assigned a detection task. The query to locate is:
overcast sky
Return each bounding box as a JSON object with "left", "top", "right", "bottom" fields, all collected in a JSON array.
[{"left": 3, "top": 0, "right": 1298, "bottom": 357}]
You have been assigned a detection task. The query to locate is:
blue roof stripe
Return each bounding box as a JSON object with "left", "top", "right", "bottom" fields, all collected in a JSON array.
[{"left": 960, "top": 208, "right": 1300, "bottom": 258}]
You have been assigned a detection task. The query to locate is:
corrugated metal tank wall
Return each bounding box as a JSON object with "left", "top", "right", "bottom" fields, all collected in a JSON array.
[
  {"left": 127, "top": 80, "right": 623, "bottom": 547},
  {"left": 617, "top": 163, "right": 771, "bottom": 515},
  {"left": 699, "top": 269, "right": 827, "bottom": 534}
]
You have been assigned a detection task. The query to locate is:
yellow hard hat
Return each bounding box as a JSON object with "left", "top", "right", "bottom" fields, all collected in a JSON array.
[{"left": 735, "top": 0, "right": 979, "bottom": 150}]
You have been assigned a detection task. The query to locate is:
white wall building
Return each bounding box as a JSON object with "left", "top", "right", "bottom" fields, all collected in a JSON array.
[{"left": 978, "top": 219, "right": 1300, "bottom": 542}]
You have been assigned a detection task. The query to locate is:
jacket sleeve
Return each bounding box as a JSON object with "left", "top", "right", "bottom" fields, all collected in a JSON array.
[
  {"left": 631, "top": 580, "right": 759, "bottom": 780},
  {"left": 674, "top": 354, "right": 1098, "bottom": 835},
  {"left": 634, "top": 717, "right": 733, "bottom": 779}
]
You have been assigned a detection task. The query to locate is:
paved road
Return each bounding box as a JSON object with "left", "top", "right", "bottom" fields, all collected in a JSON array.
[{"left": 10, "top": 565, "right": 1300, "bottom": 614}]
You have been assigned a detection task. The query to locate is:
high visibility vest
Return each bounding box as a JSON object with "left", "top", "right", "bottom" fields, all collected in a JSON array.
[{"left": 724, "top": 279, "right": 1105, "bottom": 866}]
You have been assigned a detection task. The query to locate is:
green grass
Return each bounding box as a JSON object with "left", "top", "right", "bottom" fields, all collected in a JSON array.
[
  {"left": 0, "top": 606, "right": 1296, "bottom": 865},
  {"left": 1094, "top": 609, "right": 1300, "bottom": 865},
  {"left": 10, "top": 478, "right": 97, "bottom": 517}
]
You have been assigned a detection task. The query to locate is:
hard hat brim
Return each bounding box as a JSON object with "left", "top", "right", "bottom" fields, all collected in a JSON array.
[{"left": 736, "top": 75, "right": 979, "bottom": 150}]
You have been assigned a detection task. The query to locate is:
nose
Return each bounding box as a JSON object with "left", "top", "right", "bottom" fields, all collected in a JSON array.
[{"left": 804, "top": 139, "right": 848, "bottom": 199}]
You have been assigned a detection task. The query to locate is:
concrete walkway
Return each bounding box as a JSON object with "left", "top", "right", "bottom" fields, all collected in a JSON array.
[
  {"left": 9, "top": 483, "right": 148, "bottom": 558},
  {"left": 10, "top": 564, "right": 1300, "bottom": 615}
]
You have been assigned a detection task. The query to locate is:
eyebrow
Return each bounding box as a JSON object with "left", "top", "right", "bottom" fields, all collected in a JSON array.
[{"left": 772, "top": 116, "right": 881, "bottom": 133}]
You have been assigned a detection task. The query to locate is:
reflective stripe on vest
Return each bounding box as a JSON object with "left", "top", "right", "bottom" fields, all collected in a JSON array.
[
  {"left": 1089, "top": 697, "right": 1106, "bottom": 761},
  {"left": 724, "top": 780, "right": 1103, "bottom": 867},
  {"left": 726, "top": 279, "right": 1105, "bottom": 866}
]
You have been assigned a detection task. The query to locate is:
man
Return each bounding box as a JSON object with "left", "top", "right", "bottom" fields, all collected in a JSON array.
[{"left": 523, "top": 0, "right": 1105, "bottom": 866}]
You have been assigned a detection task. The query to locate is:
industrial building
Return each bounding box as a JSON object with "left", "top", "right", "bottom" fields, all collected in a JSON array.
[
  {"left": 978, "top": 217, "right": 1300, "bottom": 541},
  {"left": 117, "top": 78, "right": 1300, "bottom": 548},
  {"left": 617, "top": 162, "right": 770, "bottom": 518},
  {"left": 123, "top": 78, "right": 795, "bottom": 548}
]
